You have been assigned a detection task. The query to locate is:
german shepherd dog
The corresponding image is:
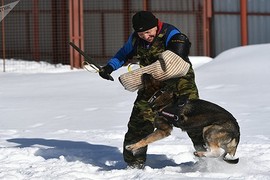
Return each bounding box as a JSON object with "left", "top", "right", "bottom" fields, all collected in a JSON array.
[{"left": 125, "top": 73, "right": 240, "bottom": 164}]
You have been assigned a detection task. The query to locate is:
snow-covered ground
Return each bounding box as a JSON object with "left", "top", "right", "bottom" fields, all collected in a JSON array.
[{"left": 0, "top": 44, "right": 270, "bottom": 179}]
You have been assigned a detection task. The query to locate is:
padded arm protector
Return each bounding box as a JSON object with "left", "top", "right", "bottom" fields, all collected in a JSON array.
[
  {"left": 119, "top": 50, "right": 190, "bottom": 92},
  {"left": 166, "top": 33, "right": 191, "bottom": 62}
]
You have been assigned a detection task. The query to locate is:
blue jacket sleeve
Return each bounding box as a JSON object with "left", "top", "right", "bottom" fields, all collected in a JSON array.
[
  {"left": 107, "top": 34, "right": 135, "bottom": 71},
  {"left": 165, "top": 29, "right": 181, "bottom": 47}
]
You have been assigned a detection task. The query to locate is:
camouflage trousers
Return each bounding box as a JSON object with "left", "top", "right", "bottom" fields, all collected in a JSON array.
[{"left": 123, "top": 68, "right": 202, "bottom": 164}]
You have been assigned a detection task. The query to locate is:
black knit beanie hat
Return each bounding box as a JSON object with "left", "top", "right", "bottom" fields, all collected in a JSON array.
[{"left": 132, "top": 11, "right": 158, "bottom": 32}]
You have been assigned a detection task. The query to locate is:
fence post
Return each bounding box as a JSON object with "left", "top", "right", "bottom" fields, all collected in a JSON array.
[
  {"left": 33, "top": 0, "right": 40, "bottom": 61},
  {"left": 69, "top": 0, "right": 84, "bottom": 69},
  {"left": 1, "top": 0, "right": 6, "bottom": 72},
  {"left": 240, "top": 0, "right": 248, "bottom": 46},
  {"left": 203, "top": 0, "right": 212, "bottom": 57}
]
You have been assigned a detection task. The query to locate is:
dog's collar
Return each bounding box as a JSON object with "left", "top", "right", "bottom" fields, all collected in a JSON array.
[{"left": 159, "top": 111, "right": 179, "bottom": 121}]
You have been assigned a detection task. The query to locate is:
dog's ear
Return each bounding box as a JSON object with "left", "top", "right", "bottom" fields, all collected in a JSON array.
[
  {"left": 141, "top": 73, "right": 164, "bottom": 92},
  {"left": 141, "top": 73, "right": 151, "bottom": 90},
  {"left": 176, "top": 95, "right": 188, "bottom": 107},
  {"left": 142, "top": 73, "right": 153, "bottom": 86}
]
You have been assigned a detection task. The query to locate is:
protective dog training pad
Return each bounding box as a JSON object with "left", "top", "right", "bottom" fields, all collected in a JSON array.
[{"left": 119, "top": 50, "right": 190, "bottom": 92}]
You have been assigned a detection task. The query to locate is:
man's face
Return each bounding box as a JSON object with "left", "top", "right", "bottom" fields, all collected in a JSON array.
[{"left": 137, "top": 27, "right": 157, "bottom": 43}]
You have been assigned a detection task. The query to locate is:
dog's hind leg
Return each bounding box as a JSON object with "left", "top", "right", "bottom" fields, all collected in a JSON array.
[
  {"left": 225, "top": 138, "right": 238, "bottom": 157},
  {"left": 194, "top": 141, "right": 239, "bottom": 164},
  {"left": 194, "top": 142, "right": 225, "bottom": 158},
  {"left": 222, "top": 138, "right": 239, "bottom": 164}
]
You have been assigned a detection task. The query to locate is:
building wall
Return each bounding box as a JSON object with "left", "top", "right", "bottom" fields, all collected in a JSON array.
[
  {"left": 248, "top": 0, "right": 270, "bottom": 45},
  {"left": 211, "top": 0, "right": 270, "bottom": 56}
]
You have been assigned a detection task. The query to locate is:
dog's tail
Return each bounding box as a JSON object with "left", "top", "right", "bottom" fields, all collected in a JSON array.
[{"left": 223, "top": 155, "right": 239, "bottom": 164}]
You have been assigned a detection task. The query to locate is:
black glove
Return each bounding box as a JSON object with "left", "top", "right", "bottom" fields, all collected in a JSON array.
[{"left": 99, "top": 65, "right": 114, "bottom": 80}]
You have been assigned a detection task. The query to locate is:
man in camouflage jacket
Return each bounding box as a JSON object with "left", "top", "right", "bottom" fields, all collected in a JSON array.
[{"left": 99, "top": 11, "right": 203, "bottom": 169}]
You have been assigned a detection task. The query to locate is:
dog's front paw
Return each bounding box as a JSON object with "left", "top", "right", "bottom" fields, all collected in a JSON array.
[
  {"left": 125, "top": 144, "right": 136, "bottom": 151},
  {"left": 194, "top": 151, "right": 206, "bottom": 157},
  {"left": 125, "top": 144, "right": 144, "bottom": 155},
  {"left": 125, "top": 143, "right": 140, "bottom": 152}
]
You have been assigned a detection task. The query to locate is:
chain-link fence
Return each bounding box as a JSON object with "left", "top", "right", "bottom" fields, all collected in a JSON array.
[
  {"left": 0, "top": 0, "right": 204, "bottom": 72},
  {"left": 1, "top": 0, "right": 269, "bottom": 72}
]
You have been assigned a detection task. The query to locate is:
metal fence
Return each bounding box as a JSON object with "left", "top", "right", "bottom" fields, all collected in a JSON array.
[
  {"left": 1, "top": 0, "right": 205, "bottom": 72},
  {"left": 1, "top": 0, "right": 270, "bottom": 72},
  {"left": 211, "top": 0, "right": 270, "bottom": 55}
]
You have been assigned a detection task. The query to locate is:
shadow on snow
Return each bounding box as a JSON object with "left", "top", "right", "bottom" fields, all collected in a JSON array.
[{"left": 7, "top": 138, "right": 198, "bottom": 171}]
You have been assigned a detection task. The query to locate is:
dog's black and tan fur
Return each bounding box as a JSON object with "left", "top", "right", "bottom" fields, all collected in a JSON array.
[{"left": 126, "top": 73, "right": 240, "bottom": 164}]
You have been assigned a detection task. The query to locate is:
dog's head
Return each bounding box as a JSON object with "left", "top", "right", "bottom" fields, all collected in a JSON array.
[
  {"left": 141, "top": 73, "right": 186, "bottom": 111},
  {"left": 141, "top": 73, "right": 174, "bottom": 111},
  {"left": 141, "top": 73, "right": 189, "bottom": 127},
  {"left": 148, "top": 90, "right": 174, "bottom": 111},
  {"left": 147, "top": 88, "right": 189, "bottom": 128}
]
